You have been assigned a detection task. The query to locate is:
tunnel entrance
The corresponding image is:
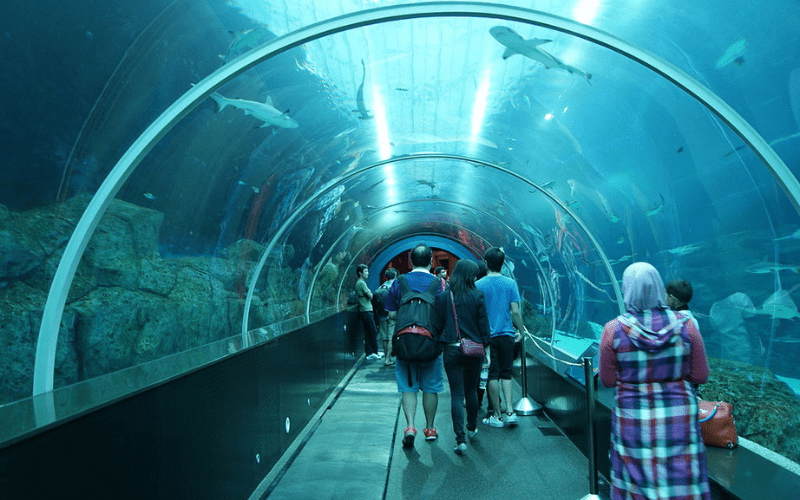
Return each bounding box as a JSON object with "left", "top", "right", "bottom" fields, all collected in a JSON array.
[{"left": 377, "top": 247, "right": 459, "bottom": 285}]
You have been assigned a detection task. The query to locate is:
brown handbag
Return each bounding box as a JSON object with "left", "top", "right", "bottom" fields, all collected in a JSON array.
[{"left": 698, "top": 400, "right": 738, "bottom": 449}]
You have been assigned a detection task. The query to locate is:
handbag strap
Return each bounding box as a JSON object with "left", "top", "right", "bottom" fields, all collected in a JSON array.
[
  {"left": 450, "top": 291, "right": 462, "bottom": 341},
  {"left": 699, "top": 403, "right": 719, "bottom": 423}
]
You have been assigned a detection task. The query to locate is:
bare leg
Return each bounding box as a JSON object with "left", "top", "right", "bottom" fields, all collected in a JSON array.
[
  {"left": 422, "top": 392, "right": 438, "bottom": 429},
  {"left": 501, "top": 379, "right": 514, "bottom": 414},
  {"left": 487, "top": 379, "right": 501, "bottom": 418},
  {"left": 402, "top": 392, "right": 417, "bottom": 427}
]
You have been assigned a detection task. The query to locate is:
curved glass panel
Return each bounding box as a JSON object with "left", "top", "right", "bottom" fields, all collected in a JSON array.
[{"left": 1, "top": 0, "right": 799, "bottom": 466}]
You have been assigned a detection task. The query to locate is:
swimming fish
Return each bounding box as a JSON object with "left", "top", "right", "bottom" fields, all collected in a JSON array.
[
  {"left": 745, "top": 258, "right": 800, "bottom": 274},
  {"left": 758, "top": 288, "right": 800, "bottom": 320},
  {"left": 715, "top": 39, "right": 747, "bottom": 69},
  {"left": 353, "top": 59, "right": 372, "bottom": 120},
  {"left": 489, "top": 26, "right": 592, "bottom": 84},
  {"left": 665, "top": 242, "right": 705, "bottom": 256},
  {"left": 775, "top": 229, "right": 800, "bottom": 241},
  {"left": 644, "top": 194, "right": 665, "bottom": 216},
  {"left": 210, "top": 92, "right": 299, "bottom": 129}
]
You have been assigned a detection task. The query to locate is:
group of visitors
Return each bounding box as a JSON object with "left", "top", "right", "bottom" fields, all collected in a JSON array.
[
  {"left": 355, "top": 246, "right": 712, "bottom": 499},
  {"left": 354, "top": 244, "right": 524, "bottom": 455}
]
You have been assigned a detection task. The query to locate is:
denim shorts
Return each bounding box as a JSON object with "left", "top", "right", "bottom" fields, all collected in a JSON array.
[{"left": 395, "top": 355, "right": 444, "bottom": 393}]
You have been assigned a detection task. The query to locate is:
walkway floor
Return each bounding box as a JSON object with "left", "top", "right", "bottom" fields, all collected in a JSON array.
[{"left": 265, "top": 358, "right": 599, "bottom": 500}]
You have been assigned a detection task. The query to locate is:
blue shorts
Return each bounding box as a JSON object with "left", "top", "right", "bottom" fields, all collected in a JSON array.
[{"left": 395, "top": 355, "right": 444, "bottom": 393}]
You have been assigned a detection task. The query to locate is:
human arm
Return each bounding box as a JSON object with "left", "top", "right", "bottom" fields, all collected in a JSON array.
[
  {"left": 386, "top": 279, "right": 399, "bottom": 320},
  {"left": 510, "top": 301, "right": 527, "bottom": 341},
  {"left": 599, "top": 322, "right": 618, "bottom": 388},
  {"left": 685, "top": 320, "right": 710, "bottom": 384},
  {"left": 433, "top": 293, "right": 447, "bottom": 340},
  {"left": 356, "top": 280, "right": 373, "bottom": 301},
  {"left": 477, "top": 292, "right": 491, "bottom": 344}
]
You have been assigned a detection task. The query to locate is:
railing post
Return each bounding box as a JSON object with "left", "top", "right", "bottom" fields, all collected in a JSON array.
[
  {"left": 578, "top": 356, "right": 602, "bottom": 499},
  {"left": 514, "top": 332, "right": 542, "bottom": 415}
]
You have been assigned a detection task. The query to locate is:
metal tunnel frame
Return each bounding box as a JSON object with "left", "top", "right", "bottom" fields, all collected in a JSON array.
[{"left": 33, "top": 1, "right": 800, "bottom": 400}]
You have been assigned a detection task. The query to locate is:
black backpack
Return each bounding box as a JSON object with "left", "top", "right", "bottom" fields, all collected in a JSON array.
[
  {"left": 372, "top": 283, "right": 390, "bottom": 318},
  {"left": 391, "top": 275, "right": 443, "bottom": 363}
]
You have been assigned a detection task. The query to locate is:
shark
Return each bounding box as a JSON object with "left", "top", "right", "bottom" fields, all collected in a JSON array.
[
  {"left": 774, "top": 228, "right": 800, "bottom": 241},
  {"left": 758, "top": 288, "right": 800, "bottom": 320},
  {"left": 210, "top": 92, "right": 298, "bottom": 129},
  {"left": 489, "top": 26, "right": 592, "bottom": 84},
  {"left": 644, "top": 194, "right": 665, "bottom": 216},
  {"left": 665, "top": 242, "right": 706, "bottom": 256},
  {"left": 353, "top": 59, "right": 373, "bottom": 120},
  {"left": 745, "top": 257, "right": 800, "bottom": 274}
]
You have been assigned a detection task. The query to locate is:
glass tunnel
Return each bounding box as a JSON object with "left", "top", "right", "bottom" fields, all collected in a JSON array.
[{"left": 2, "top": 0, "right": 800, "bottom": 483}]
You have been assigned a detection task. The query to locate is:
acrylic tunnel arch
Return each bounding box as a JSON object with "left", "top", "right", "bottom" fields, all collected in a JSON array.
[
  {"left": 32, "top": 1, "right": 800, "bottom": 398},
  {"left": 243, "top": 152, "right": 614, "bottom": 346}
]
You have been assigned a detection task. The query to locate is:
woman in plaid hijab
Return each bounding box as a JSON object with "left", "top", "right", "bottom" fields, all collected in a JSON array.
[{"left": 600, "top": 262, "right": 711, "bottom": 499}]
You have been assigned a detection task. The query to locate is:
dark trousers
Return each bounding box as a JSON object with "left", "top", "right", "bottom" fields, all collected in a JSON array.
[
  {"left": 358, "top": 310, "right": 379, "bottom": 355},
  {"left": 443, "top": 344, "right": 483, "bottom": 444}
]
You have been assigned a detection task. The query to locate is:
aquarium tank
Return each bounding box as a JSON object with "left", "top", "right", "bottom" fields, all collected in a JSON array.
[{"left": 1, "top": 0, "right": 799, "bottom": 464}]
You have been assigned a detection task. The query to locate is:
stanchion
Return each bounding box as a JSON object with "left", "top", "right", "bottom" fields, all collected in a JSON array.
[
  {"left": 513, "top": 331, "right": 542, "bottom": 415},
  {"left": 578, "top": 356, "right": 602, "bottom": 500}
]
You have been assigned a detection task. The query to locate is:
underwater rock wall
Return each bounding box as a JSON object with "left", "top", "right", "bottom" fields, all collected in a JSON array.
[
  {"left": 699, "top": 357, "right": 800, "bottom": 464},
  {"left": 0, "top": 197, "right": 306, "bottom": 405}
]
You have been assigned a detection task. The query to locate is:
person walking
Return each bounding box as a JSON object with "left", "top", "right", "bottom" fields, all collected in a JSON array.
[
  {"left": 434, "top": 259, "right": 490, "bottom": 455},
  {"left": 385, "top": 244, "right": 448, "bottom": 447},
  {"left": 476, "top": 247, "right": 527, "bottom": 428},
  {"left": 600, "top": 262, "right": 711, "bottom": 500}
]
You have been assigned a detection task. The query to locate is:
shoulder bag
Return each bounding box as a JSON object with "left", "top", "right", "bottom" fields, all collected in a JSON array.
[
  {"left": 451, "top": 291, "right": 485, "bottom": 357},
  {"left": 698, "top": 399, "right": 738, "bottom": 449}
]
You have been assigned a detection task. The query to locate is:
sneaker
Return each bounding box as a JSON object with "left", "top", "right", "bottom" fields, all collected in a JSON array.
[
  {"left": 467, "top": 427, "right": 479, "bottom": 440},
  {"left": 482, "top": 415, "right": 504, "bottom": 428},
  {"left": 384, "top": 359, "right": 395, "bottom": 366},
  {"left": 454, "top": 442, "right": 467, "bottom": 455},
  {"left": 402, "top": 427, "right": 417, "bottom": 447},
  {"left": 423, "top": 428, "right": 438, "bottom": 441},
  {"left": 377, "top": 352, "right": 385, "bottom": 358},
  {"left": 366, "top": 353, "right": 380, "bottom": 360},
  {"left": 505, "top": 412, "right": 519, "bottom": 426}
]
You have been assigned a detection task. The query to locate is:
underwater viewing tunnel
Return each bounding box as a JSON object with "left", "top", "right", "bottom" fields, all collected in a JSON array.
[{"left": 1, "top": 0, "right": 800, "bottom": 498}]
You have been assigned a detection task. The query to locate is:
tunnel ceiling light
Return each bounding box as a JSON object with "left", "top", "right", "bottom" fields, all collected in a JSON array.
[
  {"left": 372, "top": 84, "right": 392, "bottom": 160},
  {"left": 470, "top": 67, "right": 492, "bottom": 152},
  {"left": 573, "top": 0, "right": 600, "bottom": 25}
]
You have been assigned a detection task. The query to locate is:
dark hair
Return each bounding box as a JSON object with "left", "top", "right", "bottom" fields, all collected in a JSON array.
[
  {"left": 356, "top": 263, "right": 368, "bottom": 277},
  {"left": 384, "top": 268, "right": 397, "bottom": 280},
  {"left": 434, "top": 266, "right": 445, "bottom": 275},
  {"left": 666, "top": 279, "right": 693, "bottom": 309},
  {"left": 476, "top": 260, "right": 488, "bottom": 280},
  {"left": 410, "top": 244, "right": 433, "bottom": 268},
  {"left": 449, "top": 259, "right": 479, "bottom": 301},
  {"left": 484, "top": 247, "right": 505, "bottom": 273}
]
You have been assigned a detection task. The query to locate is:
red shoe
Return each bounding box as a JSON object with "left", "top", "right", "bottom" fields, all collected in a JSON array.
[
  {"left": 423, "top": 427, "right": 438, "bottom": 441},
  {"left": 402, "top": 426, "right": 417, "bottom": 447}
]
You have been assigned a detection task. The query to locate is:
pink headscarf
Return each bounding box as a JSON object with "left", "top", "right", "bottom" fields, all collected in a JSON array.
[{"left": 622, "top": 262, "right": 667, "bottom": 313}]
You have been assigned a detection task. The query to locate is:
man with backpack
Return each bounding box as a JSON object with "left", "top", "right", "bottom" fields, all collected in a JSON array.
[
  {"left": 373, "top": 268, "right": 397, "bottom": 366},
  {"left": 385, "top": 244, "right": 448, "bottom": 447}
]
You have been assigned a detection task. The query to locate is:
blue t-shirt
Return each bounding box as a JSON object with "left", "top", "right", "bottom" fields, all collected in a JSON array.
[
  {"left": 476, "top": 274, "right": 520, "bottom": 337},
  {"left": 385, "top": 271, "right": 447, "bottom": 312}
]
